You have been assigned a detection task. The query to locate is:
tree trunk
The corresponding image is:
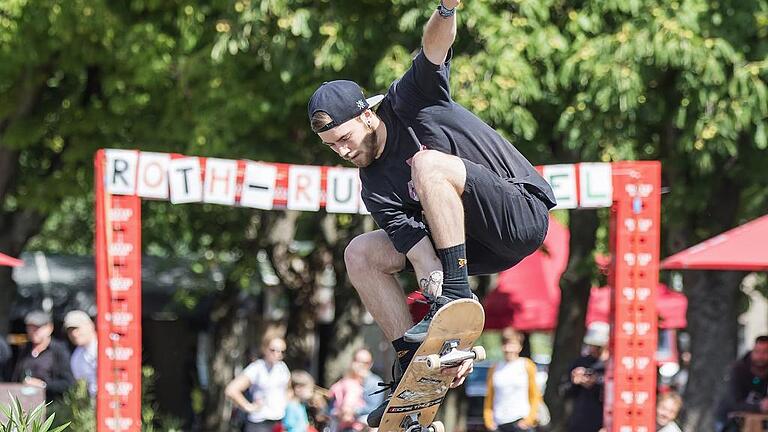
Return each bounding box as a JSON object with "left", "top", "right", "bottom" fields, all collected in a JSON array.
[
  {"left": 202, "top": 285, "right": 257, "bottom": 432},
  {"left": 320, "top": 216, "right": 367, "bottom": 387},
  {"left": 680, "top": 270, "right": 744, "bottom": 432},
  {"left": 0, "top": 266, "right": 16, "bottom": 335},
  {"left": 544, "top": 209, "right": 599, "bottom": 432},
  {"left": 0, "top": 210, "right": 45, "bottom": 335}
]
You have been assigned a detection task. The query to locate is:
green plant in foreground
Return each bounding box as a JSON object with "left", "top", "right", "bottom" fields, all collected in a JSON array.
[{"left": 0, "top": 396, "right": 70, "bottom": 432}]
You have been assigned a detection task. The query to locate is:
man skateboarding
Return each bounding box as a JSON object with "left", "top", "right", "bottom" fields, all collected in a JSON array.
[{"left": 307, "top": 0, "right": 556, "bottom": 427}]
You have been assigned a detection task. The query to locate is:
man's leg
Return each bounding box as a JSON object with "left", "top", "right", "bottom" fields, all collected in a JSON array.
[
  {"left": 344, "top": 230, "right": 411, "bottom": 341},
  {"left": 410, "top": 150, "right": 472, "bottom": 300},
  {"left": 410, "top": 150, "right": 466, "bottom": 248},
  {"left": 345, "top": 230, "right": 423, "bottom": 427}
]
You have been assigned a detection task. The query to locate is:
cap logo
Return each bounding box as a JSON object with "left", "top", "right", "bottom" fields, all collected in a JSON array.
[{"left": 356, "top": 99, "right": 366, "bottom": 109}]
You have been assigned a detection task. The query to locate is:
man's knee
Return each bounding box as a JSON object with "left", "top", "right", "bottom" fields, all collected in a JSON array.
[
  {"left": 344, "top": 232, "right": 404, "bottom": 275},
  {"left": 410, "top": 150, "right": 465, "bottom": 194},
  {"left": 411, "top": 150, "right": 446, "bottom": 190},
  {"left": 344, "top": 236, "right": 371, "bottom": 274}
]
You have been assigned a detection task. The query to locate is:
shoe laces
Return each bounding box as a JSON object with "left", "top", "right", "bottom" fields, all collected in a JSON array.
[
  {"left": 371, "top": 362, "right": 402, "bottom": 396},
  {"left": 414, "top": 292, "right": 442, "bottom": 321}
]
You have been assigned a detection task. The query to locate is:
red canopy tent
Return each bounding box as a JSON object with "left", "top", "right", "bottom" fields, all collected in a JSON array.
[
  {"left": 0, "top": 252, "right": 23, "bottom": 267},
  {"left": 586, "top": 284, "right": 687, "bottom": 329},
  {"left": 661, "top": 214, "right": 768, "bottom": 271},
  {"left": 482, "top": 216, "right": 569, "bottom": 330}
]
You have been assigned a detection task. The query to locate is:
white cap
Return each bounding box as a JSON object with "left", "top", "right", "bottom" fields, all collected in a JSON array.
[
  {"left": 64, "top": 310, "right": 93, "bottom": 329},
  {"left": 584, "top": 321, "right": 610, "bottom": 347}
]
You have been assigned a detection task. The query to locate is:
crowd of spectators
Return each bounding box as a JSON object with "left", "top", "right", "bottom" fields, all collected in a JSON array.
[
  {"left": 2, "top": 308, "right": 765, "bottom": 432},
  {"left": 1, "top": 309, "right": 97, "bottom": 404},
  {"left": 225, "top": 339, "right": 385, "bottom": 432}
]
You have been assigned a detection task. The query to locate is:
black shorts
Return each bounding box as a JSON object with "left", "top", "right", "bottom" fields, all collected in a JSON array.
[{"left": 460, "top": 158, "right": 549, "bottom": 275}]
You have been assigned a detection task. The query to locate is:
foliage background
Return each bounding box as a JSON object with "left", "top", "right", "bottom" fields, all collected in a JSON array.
[{"left": 1, "top": 0, "right": 766, "bottom": 430}]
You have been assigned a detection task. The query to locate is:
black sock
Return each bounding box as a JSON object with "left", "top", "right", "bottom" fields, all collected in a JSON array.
[
  {"left": 392, "top": 337, "right": 420, "bottom": 374},
  {"left": 437, "top": 244, "right": 471, "bottom": 300}
]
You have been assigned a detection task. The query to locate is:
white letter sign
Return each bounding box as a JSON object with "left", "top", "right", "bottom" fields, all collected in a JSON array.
[
  {"left": 203, "top": 158, "right": 238, "bottom": 205},
  {"left": 287, "top": 165, "right": 321, "bottom": 211},
  {"left": 169, "top": 157, "right": 203, "bottom": 204},
  {"left": 105, "top": 150, "right": 138, "bottom": 195},
  {"left": 326, "top": 168, "right": 359, "bottom": 213},
  {"left": 240, "top": 162, "right": 277, "bottom": 209}
]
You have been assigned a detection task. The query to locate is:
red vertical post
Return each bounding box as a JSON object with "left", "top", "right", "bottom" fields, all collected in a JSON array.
[
  {"left": 95, "top": 150, "right": 142, "bottom": 432},
  {"left": 605, "top": 161, "right": 661, "bottom": 432}
]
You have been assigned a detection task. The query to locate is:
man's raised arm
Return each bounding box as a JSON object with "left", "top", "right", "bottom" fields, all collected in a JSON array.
[{"left": 422, "top": 0, "right": 460, "bottom": 65}]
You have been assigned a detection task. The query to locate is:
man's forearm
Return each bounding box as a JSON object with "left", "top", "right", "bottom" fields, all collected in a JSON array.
[{"left": 422, "top": 0, "right": 460, "bottom": 65}]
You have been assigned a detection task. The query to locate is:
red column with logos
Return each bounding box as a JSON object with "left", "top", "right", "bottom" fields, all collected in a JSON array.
[
  {"left": 604, "top": 161, "right": 661, "bottom": 432},
  {"left": 95, "top": 150, "right": 142, "bottom": 432}
]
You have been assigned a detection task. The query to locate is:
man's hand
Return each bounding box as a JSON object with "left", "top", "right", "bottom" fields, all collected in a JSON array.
[
  {"left": 759, "top": 397, "right": 768, "bottom": 413},
  {"left": 23, "top": 377, "right": 46, "bottom": 389},
  {"left": 517, "top": 419, "right": 533, "bottom": 429},
  {"left": 441, "top": 0, "right": 461, "bottom": 9},
  {"left": 571, "top": 367, "right": 597, "bottom": 388},
  {"left": 442, "top": 358, "right": 473, "bottom": 388}
]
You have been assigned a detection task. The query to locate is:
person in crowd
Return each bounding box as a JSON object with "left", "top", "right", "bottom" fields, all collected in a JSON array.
[
  {"left": 328, "top": 348, "right": 382, "bottom": 431},
  {"left": 715, "top": 335, "right": 768, "bottom": 432},
  {"left": 307, "top": 387, "right": 331, "bottom": 432},
  {"left": 483, "top": 327, "right": 542, "bottom": 431},
  {"left": 64, "top": 310, "right": 98, "bottom": 397},
  {"left": 562, "top": 321, "right": 610, "bottom": 432},
  {"left": 0, "top": 334, "right": 11, "bottom": 380},
  {"left": 356, "top": 349, "right": 385, "bottom": 424},
  {"left": 11, "top": 310, "right": 75, "bottom": 402},
  {"left": 656, "top": 392, "right": 683, "bottom": 432},
  {"left": 226, "top": 336, "right": 291, "bottom": 432},
  {"left": 283, "top": 370, "right": 316, "bottom": 432}
]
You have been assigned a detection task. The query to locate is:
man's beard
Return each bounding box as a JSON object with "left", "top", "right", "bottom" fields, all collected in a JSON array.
[{"left": 353, "top": 128, "right": 378, "bottom": 167}]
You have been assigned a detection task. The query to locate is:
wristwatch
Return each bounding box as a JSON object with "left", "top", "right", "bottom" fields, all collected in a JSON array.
[{"left": 437, "top": 0, "right": 456, "bottom": 18}]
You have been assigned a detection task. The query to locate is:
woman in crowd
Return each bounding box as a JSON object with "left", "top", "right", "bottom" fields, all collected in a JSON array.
[
  {"left": 484, "top": 327, "right": 542, "bottom": 431},
  {"left": 226, "top": 336, "right": 291, "bottom": 432}
]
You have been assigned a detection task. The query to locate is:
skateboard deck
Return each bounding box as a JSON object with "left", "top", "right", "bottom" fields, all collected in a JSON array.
[{"left": 379, "top": 299, "right": 485, "bottom": 432}]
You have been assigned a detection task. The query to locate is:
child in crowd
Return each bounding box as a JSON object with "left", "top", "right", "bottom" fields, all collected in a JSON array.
[
  {"left": 656, "top": 392, "right": 683, "bottom": 432},
  {"left": 283, "top": 370, "right": 316, "bottom": 432}
]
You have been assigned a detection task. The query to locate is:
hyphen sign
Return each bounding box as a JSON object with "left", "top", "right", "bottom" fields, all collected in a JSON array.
[{"left": 95, "top": 149, "right": 656, "bottom": 431}]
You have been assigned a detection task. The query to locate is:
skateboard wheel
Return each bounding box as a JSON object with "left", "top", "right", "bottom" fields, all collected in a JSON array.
[
  {"left": 472, "top": 346, "right": 486, "bottom": 361},
  {"left": 425, "top": 354, "right": 441, "bottom": 371},
  {"left": 429, "top": 421, "right": 445, "bottom": 432}
]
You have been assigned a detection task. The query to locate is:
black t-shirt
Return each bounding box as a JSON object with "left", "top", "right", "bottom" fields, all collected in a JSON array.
[
  {"left": 716, "top": 352, "right": 768, "bottom": 421},
  {"left": 360, "top": 49, "right": 556, "bottom": 254},
  {"left": 12, "top": 339, "right": 75, "bottom": 401}
]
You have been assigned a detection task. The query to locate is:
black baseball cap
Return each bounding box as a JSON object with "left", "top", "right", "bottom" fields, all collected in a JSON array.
[{"left": 308, "top": 80, "right": 384, "bottom": 132}]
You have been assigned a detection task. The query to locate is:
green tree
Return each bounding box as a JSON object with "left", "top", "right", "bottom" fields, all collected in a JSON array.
[{"left": 3, "top": 1, "right": 767, "bottom": 431}]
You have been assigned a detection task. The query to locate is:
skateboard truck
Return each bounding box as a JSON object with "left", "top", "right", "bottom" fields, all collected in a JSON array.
[
  {"left": 424, "top": 340, "right": 486, "bottom": 371},
  {"left": 400, "top": 413, "right": 445, "bottom": 432}
]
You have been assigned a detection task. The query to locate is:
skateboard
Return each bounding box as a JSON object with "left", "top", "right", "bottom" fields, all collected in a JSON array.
[{"left": 379, "top": 298, "right": 486, "bottom": 432}]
